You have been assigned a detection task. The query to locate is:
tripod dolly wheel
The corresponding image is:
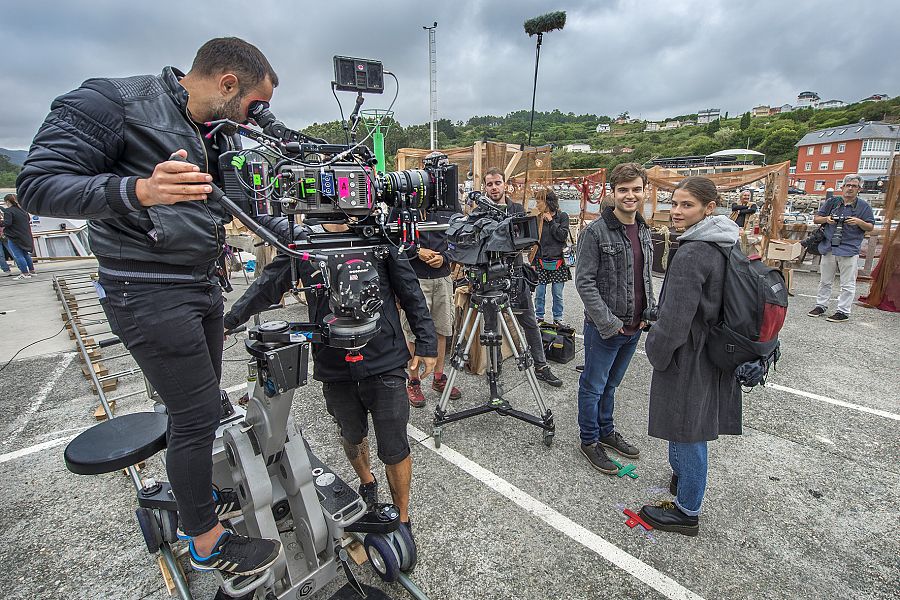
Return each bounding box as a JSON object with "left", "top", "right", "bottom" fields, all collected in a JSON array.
[
  {"left": 135, "top": 507, "right": 162, "bottom": 554},
  {"left": 542, "top": 429, "right": 555, "bottom": 447},
  {"left": 363, "top": 533, "right": 401, "bottom": 582},
  {"left": 158, "top": 509, "right": 180, "bottom": 544},
  {"left": 432, "top": 427, "right": 442, "bottom": 449},
  {"left": 392, "top": 524, "right": 417, "bottom": 572}
]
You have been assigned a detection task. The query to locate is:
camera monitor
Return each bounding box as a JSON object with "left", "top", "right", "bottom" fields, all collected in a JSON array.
[{"left": 333, "top": 56, "right": 384, "bottom": 94}]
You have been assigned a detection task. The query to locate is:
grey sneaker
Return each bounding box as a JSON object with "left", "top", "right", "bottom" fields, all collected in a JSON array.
[
  {"left": 599, "top": 431, "right": 640, "bottom": 459},
  {"left": 580, "top": 443, "right": 619, "bottom": 475},
  {"left": 807, "top": 306, "right": 826, "bottom": 317}
]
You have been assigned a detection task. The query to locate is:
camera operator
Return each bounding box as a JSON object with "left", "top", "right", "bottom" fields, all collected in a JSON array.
[
  {"left": 482, "top": 168, "right": 562, "bottom": 387},
  {"left": 223, "top": 218, "right": 437, "bottom": 544},
  {"left": 16, "top": 38, "right": 283, "bottom": 577},
  {"left": 807, "top": 174, "right": 875, "bottom": 323}
]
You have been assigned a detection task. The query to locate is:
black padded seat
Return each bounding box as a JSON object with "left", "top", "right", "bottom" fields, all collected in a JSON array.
[{"left": 65, "top": 412, "right": 168, "bottom": 475}]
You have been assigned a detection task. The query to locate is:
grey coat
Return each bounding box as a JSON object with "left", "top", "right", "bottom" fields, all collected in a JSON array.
[
  {"left": 645, "top": 216, "right": 742, "bottom": 442},
  {"left": 575, "top": 207, "right": 656, "bottom": 339}
]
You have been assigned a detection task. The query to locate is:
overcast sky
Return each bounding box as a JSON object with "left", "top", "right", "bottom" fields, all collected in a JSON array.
[{"left": 1, "top": 0, "right": 897, "bottom": 148}]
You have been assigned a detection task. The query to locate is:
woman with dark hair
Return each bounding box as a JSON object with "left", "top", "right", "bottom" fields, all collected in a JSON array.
[
  {"left": 1, "top": 194, "right": 36, "bottom": 279},
  {"left": 533, "top": 190, "right": 571, "bottom": 325},
  {"left": 638, "top": 176, "right": 742, "bottom": 536}
]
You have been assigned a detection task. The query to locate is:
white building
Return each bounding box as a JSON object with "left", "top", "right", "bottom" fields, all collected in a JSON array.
[
  {"left": 595, "top": 123, "right": 611, "bottom": 133},
  {"left": 697, "top": 108, "right": 721, "bottom": 124},
  {"left": 817, "top": 99, "right": 847, "bottom": 110},
  {"left": 644, "top": 122, "right": 661, "bottom": 132},
  {"left": 751, "top": 105, "right": 770, "bottom": 117},
  {"left": 563, "top": 143, "right": 592, "bottom": 153},
  {"left": 796, "top": 91, "right": 820, "bottom": 108},
  {"left": 664, "top": 120, "right": 681, "bottom": 129}
]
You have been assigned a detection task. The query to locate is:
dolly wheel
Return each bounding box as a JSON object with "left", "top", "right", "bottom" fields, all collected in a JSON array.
[
  {"left": 135, "top": 507, "right": 162, "bottom": 554},
  {"left": 392, "top": 524, "right": 417, "bottom": 572},
  {"left": 543, "top": 429, "right": 555, "bottom": 447},
  {"left": 364, "top": 533, "right": 400, "bottom": 582},
  {"left": 432, "top": 427, "right": 442, "bottom": 449}
]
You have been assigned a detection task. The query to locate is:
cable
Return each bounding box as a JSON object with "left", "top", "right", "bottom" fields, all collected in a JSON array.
[
  {"left": 332, "top": 83, "right": 350, "bottom": 146},
  {"left": 0, "top": 321, "right": 70, "bottom": 374}
]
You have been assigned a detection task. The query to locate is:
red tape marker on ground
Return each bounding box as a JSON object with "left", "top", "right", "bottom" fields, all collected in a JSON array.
[{"left": 623, "top": 508, "right": 653, "bottom": 531}]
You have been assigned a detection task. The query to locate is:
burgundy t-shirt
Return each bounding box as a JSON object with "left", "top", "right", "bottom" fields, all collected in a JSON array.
[{"left": 621, "top": 223, "right": 646, "bottom": 335}]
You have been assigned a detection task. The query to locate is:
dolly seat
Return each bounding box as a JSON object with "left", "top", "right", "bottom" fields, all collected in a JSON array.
[{"left": 65, "top": 412, "right": 168, "bottom": 475}]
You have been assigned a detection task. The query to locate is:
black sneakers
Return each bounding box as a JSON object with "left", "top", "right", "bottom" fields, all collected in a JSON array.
[
  {"left": 535, "top": 365, "right": 563, "bottom": 387},
  {"left": 669, "top": 474, "right": 678, "bottom": 496},
  {"left": 826, "top": 312, "right": 849, "bottom": 323},
  {"left": 807, "top": 306, "right": 826, "bottom": 317},
  {"left": 190, "top": 531, "right": 282, "bottom": 576},
  {"left": 213, "top": 486, "right": 241, "bottom": 521},
  {"left": 599, "top": 431, "right": 640, "bottom": 459},
  {"left": 639, "top": 502, "right": 699, "bottom": 537},
  {"left": 580, "top": 443, "right": 619, "bottom": 475},
  {"left": 359, "top": 477, "right": 379, "bottom": 513}
]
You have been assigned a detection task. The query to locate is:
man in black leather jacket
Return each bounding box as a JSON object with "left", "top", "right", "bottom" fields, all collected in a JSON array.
[
  {"left": 223, "top": 218, "right": 437, "bottom": 540},
  {"left": 17, "top": 38, "right": 283, "bottom": 577}
]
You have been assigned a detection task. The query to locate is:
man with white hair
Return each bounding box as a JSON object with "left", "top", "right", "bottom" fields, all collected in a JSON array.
[{"left": 807, "top": 174, "right": 875, "bottom": 322}]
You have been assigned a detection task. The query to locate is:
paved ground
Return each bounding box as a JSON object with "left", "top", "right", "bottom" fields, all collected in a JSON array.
[{"left": 0, "top": 259, "right": 897, "bottom": 600}]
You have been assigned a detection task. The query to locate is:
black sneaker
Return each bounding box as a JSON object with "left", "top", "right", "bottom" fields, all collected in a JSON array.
[
  {"left": 639, "top": 502, "right": 699, "bottom": 537},
  {"left": 826, "top": 311, "right": 849, "bottom": 323},
  {"left": 669, "top": 474, "right": 678, "bottom": 496},
  {"left": 599, "top": 431, "right": 640, "bottom": 459},
  {"left": 575, "top": 364, "right": 585, "bottom": 373},
  {"left": 213, "top": 486, "right": 241, "bottom": 520},
  {"left": 359, "top": 477, "right": 378, "bottom": 512},
  {"left": 535, "top": 365, "right": 563, "bottom": 387},
  {"left": 807, "top": 306, "right": 826, "bottom": 317},
  {"left": 190, "top": 531, "right": 282, "bottom": 576},
  {"left": 580, "top": 443, "right": 619, "bottom": 475}
]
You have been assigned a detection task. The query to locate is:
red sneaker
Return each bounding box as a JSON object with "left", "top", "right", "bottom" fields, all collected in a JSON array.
[
  {"left": 407, "top": 379, "right": 426, "bottom": 408},
  {"left": 431, "top": 374, "right": 461, "bottom": 400}
]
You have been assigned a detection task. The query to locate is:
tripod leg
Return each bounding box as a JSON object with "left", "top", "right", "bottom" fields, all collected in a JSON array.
[
  {"left": 501, "top": 308, "right": 551, "bottom": 416},
  {"left": 435, "top": 310, "right": 481, "bottom": 416}
]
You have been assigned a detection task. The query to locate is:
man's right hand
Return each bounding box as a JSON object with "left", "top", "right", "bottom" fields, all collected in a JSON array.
[{"left": 135, "top": 149, "right": 213, "bottom": 207}]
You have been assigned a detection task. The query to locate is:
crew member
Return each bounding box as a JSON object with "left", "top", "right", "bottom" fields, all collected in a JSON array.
[
  {"left": 482, "top": 168, "right": 562, "bottom": 387},
  {"left": 223, "top": 218, "right": 437, "bottom": 548},
  {"left": 17, "top": 38, "right": 282, "bottom": 577}
]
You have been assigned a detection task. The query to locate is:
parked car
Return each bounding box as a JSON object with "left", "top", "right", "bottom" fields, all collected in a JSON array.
[{"left": 787, "top": 186, "right": 807, "bottom": 195}]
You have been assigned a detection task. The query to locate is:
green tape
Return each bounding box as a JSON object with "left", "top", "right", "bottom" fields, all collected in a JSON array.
[{"left": 253, "top": 173, "right": 261, "bottom": 186}]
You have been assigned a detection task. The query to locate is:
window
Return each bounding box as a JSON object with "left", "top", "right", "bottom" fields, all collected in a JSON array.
[
  {"left": 835, "top": 180, "right": 844, "bottom": 191},
  {"left": 837, "top": 143, "right": 846, "bottom": 153},
  {"left": 862, "top": 139, "right": 892, "bottom": 152},
  {"left": 806, "top": 147, "right": 815, "bottom": 156},
  {"left": 839, "top": 129, "right": 847, "bottom": 135},
  {"left": 789, "top": 166, "right": 796, "bottom": 174},
  {"left": 805, "top": 162, "right": 812, "bottom": 171},
  {"left": 858, "top": 156, "right": 891, "bottom": 171},
  {"left": 819, "top": 161, "right": 829, "bottom": 170},
  {"left": 797, "top": 180, "right": 806, "bottom": 190},
  {"left": 833, "top": 160, "right": 844, "bottom": 170},
  {"left": 896, "top": 141, "right": 900, "bottom": 151},
  {"left": 814, "top": 180, "right": 826, "bottom": 191},
  {"left": 822, "top": 145, "right": 831, "bottom": 154}
]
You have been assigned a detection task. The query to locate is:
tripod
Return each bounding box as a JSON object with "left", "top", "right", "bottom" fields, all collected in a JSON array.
[{"left": 432, "top": 286, "right": 555, "bottom": 448}]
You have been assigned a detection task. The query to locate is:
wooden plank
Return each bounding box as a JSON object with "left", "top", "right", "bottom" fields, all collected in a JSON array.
[
  {"left": 82, "top": 362, "right": 109, "bottom": 379},
  {"left": 94, "top": 400, "right": 116, "bottom": 420}
]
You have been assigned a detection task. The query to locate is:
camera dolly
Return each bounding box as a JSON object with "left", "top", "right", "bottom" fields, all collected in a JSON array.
[{"left": 432, "top": 286, "right": 555, "bottom": 448}]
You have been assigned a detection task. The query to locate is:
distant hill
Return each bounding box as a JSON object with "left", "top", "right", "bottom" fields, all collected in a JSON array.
[{"left": 0, "top": 148, "right": 27, "bottom": 166}]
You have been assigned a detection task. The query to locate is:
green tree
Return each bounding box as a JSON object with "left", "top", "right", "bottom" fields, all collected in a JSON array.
[
  {"left": 706, "top": 119, "right": 721, "bottom": 135},
  {"left": 740, "top": 112, "right": 751, "bottom": 130}
]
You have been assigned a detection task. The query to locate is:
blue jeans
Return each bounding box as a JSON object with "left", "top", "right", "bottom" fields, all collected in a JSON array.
[
  {"left": 576, "top": 322, "right": 641, "bottom": 444},
  {"left": 5, "top": 239, "right": 34, "bottom": 274},
  {"left": 669, "top": 441, "right": 708, "bottom": 516},
  {"left": 534, "top": 281, "right": 565, "bottom": 321}
]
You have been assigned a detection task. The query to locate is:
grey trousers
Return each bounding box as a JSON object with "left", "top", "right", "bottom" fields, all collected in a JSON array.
[{"left": 816, "top": 252, "right": 859, "bottom": 315}]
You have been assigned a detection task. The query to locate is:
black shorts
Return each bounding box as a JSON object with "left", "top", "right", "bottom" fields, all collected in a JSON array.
[{"left": 322, "top": 369, "right": 410, "bottom": 465}]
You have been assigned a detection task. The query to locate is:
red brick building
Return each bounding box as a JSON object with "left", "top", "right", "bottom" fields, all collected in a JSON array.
[{"left": 794, "top": 121, "right": 900, "bottom": 194}]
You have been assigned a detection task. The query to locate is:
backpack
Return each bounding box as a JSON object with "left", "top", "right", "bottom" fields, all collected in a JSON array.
[
  {"left": 540, "top": 322, "right": 576, "bottom": 364},
  {"left": 705, "top": 242, "right": 788, "bottom": 387}
]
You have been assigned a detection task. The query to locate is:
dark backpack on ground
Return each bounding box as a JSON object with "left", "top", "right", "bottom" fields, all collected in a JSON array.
[
  {"left": 706, "top": 242, "right": 788, "bottom": 388},
  {"left": 540, "top": 322, "right": 576, "bottom": 364}
]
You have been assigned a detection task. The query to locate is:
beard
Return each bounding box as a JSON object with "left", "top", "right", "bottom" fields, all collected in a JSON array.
[{"left": 209, "top": 93, "right": 244, "bottom": 136}]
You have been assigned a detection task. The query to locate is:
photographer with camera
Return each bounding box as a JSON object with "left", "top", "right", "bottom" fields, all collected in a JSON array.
[
  {"left": 223, "top": 218, "right": 437, "bottom": 545},
  {"left": 807, "top": 174, "right": 875, "bottom": 323},
  {"left": 16, "top": 38, "right": 284, "bottom": 577},
  {"left": 574, "top": 163, "right": 656, "bottom": 475},
  {"left": 482, "top": 168, "right": 563, "bottom": 387}
]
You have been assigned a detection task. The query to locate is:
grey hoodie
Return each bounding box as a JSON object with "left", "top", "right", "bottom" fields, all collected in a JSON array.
[{"left": 677, "top": 215, "right": 740, "bottom": 248}]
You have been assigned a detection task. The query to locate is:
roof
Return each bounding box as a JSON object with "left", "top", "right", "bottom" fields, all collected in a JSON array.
[
  {"left": 798, "top": 91, "right": 820, "bottom": 98},
  {"left": 795, "top": 121, "right": 900, "bottom": 147},
  {"left": 707, "top": 149, "right": 765, "bottom": 157}
]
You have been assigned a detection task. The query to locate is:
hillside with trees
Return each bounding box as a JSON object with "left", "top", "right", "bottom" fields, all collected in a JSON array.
[{"left": 0, "top": 154, "right": 21, "bottom": 187}]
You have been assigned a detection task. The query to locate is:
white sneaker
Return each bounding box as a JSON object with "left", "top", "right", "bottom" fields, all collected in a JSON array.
[{"left": 15, "top": 274, "right": 31, "bottom": 280}]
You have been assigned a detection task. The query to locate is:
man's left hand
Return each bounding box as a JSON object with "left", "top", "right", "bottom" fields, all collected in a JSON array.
[
  {"left": 425, "top": 254, "right": 444, "bottom": 268},
  {"left": 409, "top": 355, "right": 437, "bottom": 379},
  {"left": 845, "top": 216, "right": 864, "bottom": 227}
]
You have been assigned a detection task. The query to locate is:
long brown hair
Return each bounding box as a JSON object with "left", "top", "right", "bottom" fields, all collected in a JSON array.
[
  {"left": 673, "top": 177, "right": 721, "bottom": 206},
  {"left": 3, "top": 193, "right": 19, "bottom": 208}
]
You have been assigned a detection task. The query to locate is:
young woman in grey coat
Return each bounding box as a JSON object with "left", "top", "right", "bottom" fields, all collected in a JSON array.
[{"left": 639, "top": 177, "right": 742, "bottom": 536}]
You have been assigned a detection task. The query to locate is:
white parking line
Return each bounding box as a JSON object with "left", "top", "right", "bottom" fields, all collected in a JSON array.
[
  {"left": 407, "top": 424, "right": 706, "bottom": 600},
  {"left": 0, "top": 435, "right": 75, "bottom": 465},
  {"left": 2, "top": 352, "right": 76, "bottom": 446},
  {"left": 574, "top": 335, "right": 899, "bottom": 421}
]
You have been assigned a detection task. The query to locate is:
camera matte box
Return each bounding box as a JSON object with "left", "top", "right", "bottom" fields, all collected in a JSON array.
[{"left": 333, "top": 56, "right": 384, "bottom": 94}]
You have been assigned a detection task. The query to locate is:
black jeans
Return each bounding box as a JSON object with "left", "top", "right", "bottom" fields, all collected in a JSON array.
[
  {"left": 514, "top": 292, "right": 547, "bottom": 367},
  {"left": 99, "top": 278, "right": 224, "bottom": 536}
]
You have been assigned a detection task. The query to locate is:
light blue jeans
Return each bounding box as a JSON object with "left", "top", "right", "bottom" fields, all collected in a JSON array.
[
  {"left": 5, "top": 239, "right": 34, "bottom": 274},
  {"left": 534, "top": 281, "right": 565, "bottom": 322},
  {"left": 669, "top": 441, "right": 708, "bottom": 516}
]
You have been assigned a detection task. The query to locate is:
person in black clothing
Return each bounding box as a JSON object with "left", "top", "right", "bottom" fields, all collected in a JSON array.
[
  {"left": 482, "top": 168, "right": 562, "bottom": 387},
  {"left": 223, "top": 218, "right": 437, "bottom": 538},
  {"left": 730, "top": 189, "right": 757, "bottom": 229},
  {"left": 0, "top": 194, "right": 35, "bottom": 278},
  {"left": 533, "top": 190, "right": 571, "bottom": 325},
  {"left": 17, "top": 38, "right": 282, "bottom": 576}
]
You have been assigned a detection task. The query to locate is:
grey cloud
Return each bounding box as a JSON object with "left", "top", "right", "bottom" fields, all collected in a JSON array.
[{"left": 0, "top": 0, "right": 896, "bottom": 148}]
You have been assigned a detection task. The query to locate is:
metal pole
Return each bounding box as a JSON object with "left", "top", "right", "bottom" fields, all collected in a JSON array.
[
  {"left": 423, "top": 22, "right": 438, "bottom": 150},
  {"left": 527, "top": 33, "right": 543, "bottom": 146}
]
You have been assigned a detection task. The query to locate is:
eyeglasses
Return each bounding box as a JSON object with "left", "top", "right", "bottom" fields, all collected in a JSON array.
[{"left": 843, "top": 184, "right": 860, "bottom": 188}]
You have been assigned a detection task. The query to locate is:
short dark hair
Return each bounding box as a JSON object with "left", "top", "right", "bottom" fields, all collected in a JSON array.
[
  {"left": 483, "top": 167, "right": 505, "bottom": 183},
  {"left": 674, "top": 176, "right": 721, "bottom": 206},
  {"left": 608, "top": 162, "right": 647, "bottom": 190},
  {"left": 544, "top": 190, "right": 560, "bottom": 213},
  {"left": 190, "top": 37, "right": 279, "bottom": 90}
]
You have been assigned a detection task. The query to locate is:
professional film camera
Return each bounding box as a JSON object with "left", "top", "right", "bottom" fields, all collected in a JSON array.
[{"left": 432, "top": 192, "right": 555, "bottom": 448}]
